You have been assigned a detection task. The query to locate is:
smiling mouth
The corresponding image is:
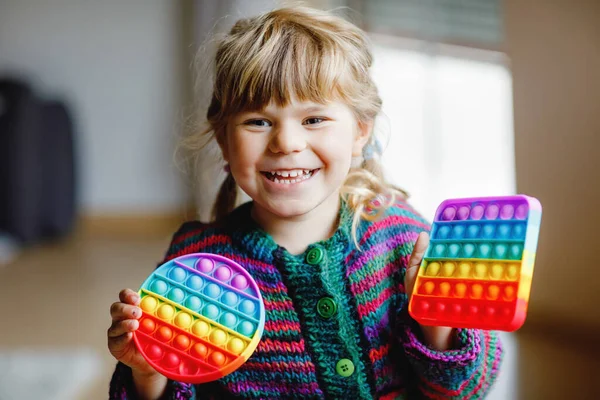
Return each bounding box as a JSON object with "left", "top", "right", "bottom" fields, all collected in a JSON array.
[{"left": 261, "top": 169, "right": 319, "bottom": 184}]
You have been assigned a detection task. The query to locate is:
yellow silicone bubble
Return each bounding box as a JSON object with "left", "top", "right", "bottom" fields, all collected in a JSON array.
[
  {"left": 140, "top": 296, "right": 158, "bottom": 312},
  {"left": 490, "top": 263, "right": 505, "bottom": 280},
  {"left": 507, "top": 265, "right": 519, "bottom": 280},
  {"left": 474, "top": 263, "right": 488, "bottom": 279},
  {"left": 458, "top": 262, "right": 472, "bottom": 278},
  {"left": 504, "top": 286, "right": 516, "bottom": 301},
  {"left": 442, "top": 262, "right": 456, "bottom": 277},
  {"left": 192, "top": 320, "right": 210, "bottom": 337},
  {"left": 174, "top": 312, "right": 193, "bottom": 329},
  {"left": 210, "top": 329, "right": 228, "bottom": 346},
  {"left": 422, "top": 281, "right": 435, "bottom": 295},
  {"left": 471, "top": 284, "right": 483, "bottom": 299},
  {"left": 227, "top": 337, "right": 246, "bottom": 355},
  {"left": 488, "top": 285, "right": 500, "bottom": 300},
  {"left": 157, "top": 304, "right": 175, "bottom": 320},
  {"left": 455, "top": 283, "right": 467, "bottom": 298},
  {"left": 426, "top": 262, "right": 441, "bottom": 276},
  {"left": 439, "top": 282, "right": 451, "bottom": 296}
]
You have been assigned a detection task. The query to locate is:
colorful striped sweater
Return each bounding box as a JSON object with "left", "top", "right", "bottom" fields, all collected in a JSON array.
[{"left": 109, "top": 199, "right": 503, "bottom": 399}]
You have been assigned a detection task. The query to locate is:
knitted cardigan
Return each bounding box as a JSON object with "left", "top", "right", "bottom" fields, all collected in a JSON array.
[{"left": 109, "top": 199, "right": 503, "bottom": 399}]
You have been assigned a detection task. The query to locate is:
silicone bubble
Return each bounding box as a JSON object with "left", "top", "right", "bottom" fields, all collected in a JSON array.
[
  {"left": 490, "top": 263, "right": 505, "bottom": 280},
  {"left": 436, "top": 225, "right": 451, "bottom": 239},
  {"left": 470, "top": 204, "right": 485, "bottom": 220},
  {"left": 482, "top": 224, "right": 496, "bottom": 239},
  {"left": 426, "top": 262, "right": 441, "bottom": 277},
  {"left": 456, "top": 206, "right": 470, "bottom": 220},
  {"left": 466, "top": 224, "right": 480, "bottom": 238},
  {"left": 441, "top": 207, "right": 456, "bottom": 221},
  {"left": 450, "top": 225, "right": 466, "bottom": 239},
  {"left": 457, "top": 262, "right": 472, "bottom": 278},
  {"left": 133, "top": 253, "right": 265, "bottom": 384},
  {"left": 441, "top": 262, "right": 456, "bottom": 277}
]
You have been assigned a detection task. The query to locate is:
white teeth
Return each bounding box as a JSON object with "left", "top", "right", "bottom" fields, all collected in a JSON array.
[
  {"left": 267, "top": 169, "right": 315, "bottom": 184},
  {"left": 269, "top": 169, "right": 307, "bottom": 178}
]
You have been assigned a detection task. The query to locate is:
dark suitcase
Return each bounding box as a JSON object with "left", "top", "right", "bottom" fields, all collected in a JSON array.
[{"left": 0, "top": 77, "right": 76, "bottom": 244}]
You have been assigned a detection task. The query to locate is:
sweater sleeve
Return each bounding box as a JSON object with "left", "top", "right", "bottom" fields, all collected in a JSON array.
[
  {"left": 399, "top": 313, "right": 503, "bottom": 399},
  {"left": 108, "top": 221, "right": 206, "bottom": 399},
  {"left": 109, "top": 362, "right": 196, "bottom": 399}
]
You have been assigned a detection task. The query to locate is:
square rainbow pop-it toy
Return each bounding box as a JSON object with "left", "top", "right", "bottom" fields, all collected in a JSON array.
[
  {"left": 133, "top": 253, "right": 265, "bottom": 384},
  {"left": 408, "top": 195, "right": 542, "bottom": 331}
]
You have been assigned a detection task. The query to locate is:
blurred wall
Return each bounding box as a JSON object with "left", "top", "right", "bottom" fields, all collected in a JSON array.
[
  {"left": 505, "top": 0, "right": 600, "bottom": 332},
  {"left": 0, "top": 1, "right": 192, "bottom": 215}
]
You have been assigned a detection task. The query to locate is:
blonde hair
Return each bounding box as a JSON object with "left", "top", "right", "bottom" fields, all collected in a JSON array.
[{"left": 181, "top": 5, "right": 407, "bottom": 247}]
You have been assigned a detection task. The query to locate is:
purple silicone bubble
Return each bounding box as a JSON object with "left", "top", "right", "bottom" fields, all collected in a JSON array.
[
  {"left": 485, "top": 204, "right": 500, "bottom": 220},
  {"left": 515, "top": 204, "right": 528, "bottom": 220},
  {"left": 470, "top": 205, "right": 484, "bottom": 220},
  {"left": 500, "top": 204, "right": 515, "bottom": 220},
  {"left": 197, "top": 258, "right": 214, "bottom": 273},
  {"left": 441, "top": 206, "right": 456, "bottom": 221},
  {"left": 456, "top": 206, "right": 470, "bottom": 220},
  {"left": 231, "top": 274, "right": 249, "bottom": 290},
  {"left": 214, "top": 266, "right": 232, "bottom": 282}
]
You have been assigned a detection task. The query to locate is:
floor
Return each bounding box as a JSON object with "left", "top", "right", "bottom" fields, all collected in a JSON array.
[{"left": 0, "top": 231, "right": 598, "bottom": 399}]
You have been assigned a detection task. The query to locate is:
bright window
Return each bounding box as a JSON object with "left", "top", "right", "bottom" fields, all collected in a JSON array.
[{"left": 370, "top": 35, "right": 516, "bottom": 220}]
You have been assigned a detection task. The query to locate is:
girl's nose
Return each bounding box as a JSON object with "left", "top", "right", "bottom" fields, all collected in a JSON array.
[{"left": 268, "top": 123, "right": 307, "bottom": 154}]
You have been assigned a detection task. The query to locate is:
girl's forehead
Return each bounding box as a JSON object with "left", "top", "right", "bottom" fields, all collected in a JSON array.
[{"left": 248, "top": 98, "right": 347, "bottom": 114}]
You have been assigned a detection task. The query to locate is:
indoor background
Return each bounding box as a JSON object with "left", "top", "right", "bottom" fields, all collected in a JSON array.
[{"left": 0, "top": 0, "right": 598, "bottom": 399}]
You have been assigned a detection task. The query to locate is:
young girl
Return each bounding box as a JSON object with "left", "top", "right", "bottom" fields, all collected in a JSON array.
[{"left": 107, "top": 6, "right": 502, "bottom": 399}]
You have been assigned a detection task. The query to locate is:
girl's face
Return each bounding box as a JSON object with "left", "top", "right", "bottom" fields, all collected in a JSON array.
[{"left": 220, "top": 99, "right": 370, "bottom": 220}]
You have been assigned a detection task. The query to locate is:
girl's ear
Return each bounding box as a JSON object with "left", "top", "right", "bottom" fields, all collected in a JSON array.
[{"left": 352, "top": 119, "right": 374, "bottom": 157}]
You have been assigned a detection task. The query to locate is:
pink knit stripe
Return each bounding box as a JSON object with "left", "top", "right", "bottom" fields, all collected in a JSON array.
[
  {"left": 357, "top": 286, "right": 394, "bottom": 318},
  {"left": 167, "top": 234, "right": 231, "bottom": 259},
  {"left": 264, "top": 299, "right": 295, "bottom": 312},
  {"left": 264, "top": 319, "right": 302, "bottom": 332},
  {"left": 256, "top": 338, "right": 306, "bottom": 353},
  {"left": 349, "top": 259, "right": 395, "bottom": 296},
  {"left": 358, "top": 214, "right": 429, "bottom": 247}
]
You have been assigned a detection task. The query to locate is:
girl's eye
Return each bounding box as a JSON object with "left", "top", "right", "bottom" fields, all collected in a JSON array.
[
  {"left": 246, "top": 119, "right": 271, "bottom": 127},
  {"left": 304, "top": 117, "right": 325, "bottom": 125}
]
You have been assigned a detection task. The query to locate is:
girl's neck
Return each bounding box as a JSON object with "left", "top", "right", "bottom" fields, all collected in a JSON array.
[{"left": 250, "top": 192, "right": 341, "bottom": 255}]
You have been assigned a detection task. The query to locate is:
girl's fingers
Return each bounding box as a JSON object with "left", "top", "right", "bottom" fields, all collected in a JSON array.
[
  {"left": 405, "top": 231, "right": 430, "bottom": 299},
  {"left": 407, "top": 232, "right": 429, "bottom": 269},
  {"left": 405, "top": 265, "right": 418, "bottom": 299},
  {"left": 119, "top": 288, "right": 140, "bottom": 305},
  {"left": 108, "top": 319, "right": 139, "bottom": 338},
  {"left": 108, "top": 331, "right": 133, "bottom": 353},
  {"left": 110, "top": 302, "right": 142, "bottom": 321}
]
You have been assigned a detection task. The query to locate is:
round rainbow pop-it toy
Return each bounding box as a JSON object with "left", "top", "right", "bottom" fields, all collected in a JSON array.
[{"left": 133, "top": 253, "right": 265, "bottom": 384}]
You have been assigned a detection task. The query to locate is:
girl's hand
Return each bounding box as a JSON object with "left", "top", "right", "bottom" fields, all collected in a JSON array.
[
  {"left": 107, "top": 288, "right": 159, "bottom": 376},
  {"left": 405, "top": 232, "right": 456, "bottom": 351}
]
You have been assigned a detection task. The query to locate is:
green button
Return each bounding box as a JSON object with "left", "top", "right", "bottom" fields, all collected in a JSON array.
[
  {"left": 317, "top": 297, "right": 337, "bottom": 318},
  {"left": 336, "top": 358, "right": 355, "bottom": 377},
  {"left": 306, "top": 248, "right": 324, "bottom": 265}
]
